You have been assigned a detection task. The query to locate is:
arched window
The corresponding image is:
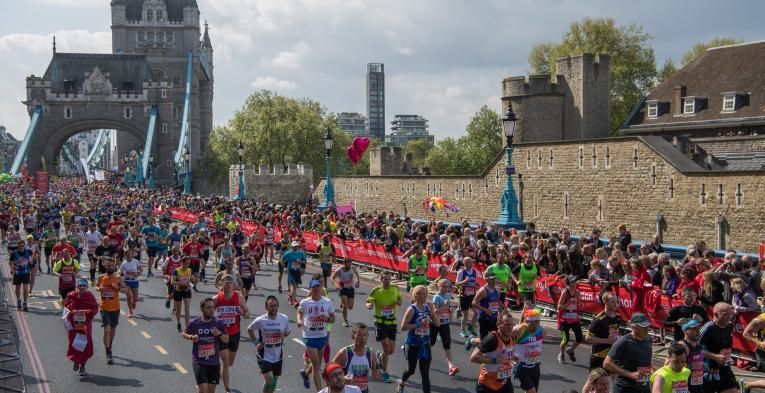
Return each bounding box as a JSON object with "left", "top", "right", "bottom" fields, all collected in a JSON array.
[{"left": 146, "top": 9, "right": 153, "bottom": 21}]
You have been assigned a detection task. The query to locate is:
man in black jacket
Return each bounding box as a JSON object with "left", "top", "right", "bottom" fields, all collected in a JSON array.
[{"left": 663, "top": 286, "right": 708, "bottom": 342}]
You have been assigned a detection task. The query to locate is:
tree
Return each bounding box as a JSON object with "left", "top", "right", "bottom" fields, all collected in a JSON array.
[
  {"left": 658, "top": 59, "right": 678, "bottom": 83},
  {"left": 528, "top": 17, "right": 658, "bottom": 132},
  {"left": 404, "top": 139, "right": 434, "bottom": 168},
  {"left": 204, "top": 90, "right": 350, "bottom": 185},
  {"left": 680, "top": 37, "right": 741, "bottom": 66}
]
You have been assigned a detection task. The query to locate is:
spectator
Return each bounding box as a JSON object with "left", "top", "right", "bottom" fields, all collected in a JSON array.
[
  {"left": 616, "top": 224, "right": 631, "bottom": 252},
  {"left": 648, "top": 234, "right": 664, "bottom": 254},
  {"left": 676, "top": 267, "right": 701, "bottom": 295},
  {"left": 660, "top": 265, "right": 679, "bottom": 296},
  {"left": 700, "top": 270, "right": 725, "bottom": 307},
  {"left": 731, "top": 277, "right": 758, "bottom": 314}
]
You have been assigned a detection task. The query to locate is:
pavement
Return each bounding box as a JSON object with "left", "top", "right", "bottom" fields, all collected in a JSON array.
[{"left": 3, "top": 248, "right": 765, "bottom": 393}]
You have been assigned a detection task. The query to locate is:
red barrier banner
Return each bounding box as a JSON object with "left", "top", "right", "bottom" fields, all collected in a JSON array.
[{"left": 35, "top": 172, "right": 49, "bottom": 194}]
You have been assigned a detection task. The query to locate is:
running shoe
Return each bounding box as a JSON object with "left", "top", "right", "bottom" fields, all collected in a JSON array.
[
  {"left": 299, "top": 368, "right": 310, "bottom": 389},
  {"left": 465, "top": 336, "right": 474, "bottom": 352},
  {"left": 165, "top": 299, "right": 171, "bottom": 309},
  {"left": 177, "top": 323, "right": 182, "bottom": 333},
  {"left": 448, "top": 366, "right": 459, "bottom": 376},
  {"left": 128, "top": 311, "right": 134, "bottom": 318},
  {"left": 343, "top": 320, "right": 350, "bottom": 327},
  {"left": 73, "top": 363, "right": 79, "bottom": 371},
  {"left": 106, "top": 349, "right": 114, "bottom": 365},
  {"left": 78, "top": 365, "right": 87, "bottom": 377},
  {"left": 376, "top": 350, "right": 383, "bottom": 370},
  {"left": 740, "top": 379, "right": 750, "bottom": 393},
  {"left": 566, "top": 347, "right": 577, "bottom": 362},
  {"left": 22, "top": 303, "right": 27, "bottom": 312},
  {"left": 278, "top": 286, "right": 282, "bottom": 294},
  {"left": 147, "top": 271, "right": 154, "bottom": 278},
  {"left": 468, "top": 325, "right": 478, "bottom": 337},
  {"left": 16, "top": 300, "right": 20, "bottom": 311},
  {"left": 557, "top": 353, "right": 565, "bottom": 364},
  {"left": 381, "top": 372, "right": 391, "bottom": 384},
  {"left": 395, "top": 380, "right": 405, "bottom": 393},
  {"left": 459, "top": 329, "right": 468, "bottom": 338}
]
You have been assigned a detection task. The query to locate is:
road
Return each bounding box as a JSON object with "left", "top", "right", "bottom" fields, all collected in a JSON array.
[{"left": 4, "top": 250, "right": 763, "bottom": 393}]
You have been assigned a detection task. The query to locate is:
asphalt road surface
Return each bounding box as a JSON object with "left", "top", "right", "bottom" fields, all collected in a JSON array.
[{"left": 5, "top": 250, "right": 763, "bottom": 393}]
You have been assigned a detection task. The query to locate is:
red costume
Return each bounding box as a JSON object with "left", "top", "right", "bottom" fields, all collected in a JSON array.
[{"left": 63, "top": 289, "right": 99, "bottom": 366}]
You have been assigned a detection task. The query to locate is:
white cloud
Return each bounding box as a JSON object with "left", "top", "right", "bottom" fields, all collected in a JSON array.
[
  {"left": 265, "top": 41, "right": 310, "bottom": 69},
  {"left": 250, "top": 76, "right": 297, "bottom": 91},
  {"left": 28, "top": 0, "right": 103, "bottom": 7}
]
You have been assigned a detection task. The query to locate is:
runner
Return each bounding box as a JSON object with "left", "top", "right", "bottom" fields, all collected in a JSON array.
[
  {"left": 557, "top": 275, "right": 582, "bottom": 364},
  {"left": 365, "top": 271, "right": 402, "bottom": 384},
  {"left": 318, "top": 235, "right": 336, "bottom": 288},
  {"left": 585, "top": 291, "right": 622, "bottom": 370},
  {"left": 96, "top": 258, "right": 127, "bottom": 365},
  {"left": 182, "top": 234, "right": 205, "bottom": 292},
  {"left": 467, "top": 269, "right": 503, "bottom": 351},
  {"left": 214, "top": 258, "right": 243, "bottom": 291},
  {"left": 119, "top": 249, "right": 141, "bottom": 317},
  {"left": 247, "top": 295, "right": 290, "bottom": 393},
  {"left": 141, "top": 217, "right": 161, "bottom": 277},
  {"left": 63, "top": 278, "right": 99, "bottom": 378},
  {"left": 431, "top": 278, "right": 459, "bottom": 375},
  {"left": 397, "top": 284, "right": 438, "bottom": 393},
  {"left": 469, "top": 311, "right": 517, "bottom": 393},
  {"left": 84, "top": 223, "right": 102, "bottom": 284},
  {"left": 283, "top": 241, "right": 307, "bottom": 307},
  {"left": 297, "top": 277, "right": 336, "bottom": 391},
  {"left": 237, "top": 245, "right": 256, "bottom": 301},
  {"left": 53, "top": 248, "right": 80, "bottom": 300},
  {"left": 331, "top": 258, "right": 360, "bottom": 327},
  {"left": 213, "top": 274, "right": 250, "bottom": 393},
  {"left": 455, "top": 257, "right": 479, "bottom": 338},
  {"left": 25, "top": 235, "right": 40, "bottom": 296},
  {"left": 276, "top": 237, "right": 290, "bottom": 293},
  {"left": 603, "top": 312, "right": 653, "bottom": 393},
  {"left": 161, "top": 246, "right": 183, "bottom": 309},
  {"left": 664, "top": 286, "right": 708, "bottom": 342},
  {"left": 214, "top": 236, "right": 236, "bottom": 273},
  {"left": 181, "top": 298, "right": 229, "bottom": 393},
  {"left": 331, "top": 322, "right": 380, "bottom": 393},
  {"left": 677, "top": 320, "right": 704, "bottom": 393},
  {"left": 407, "top": 244, "right": 428, "bottom": 292},
  {"left": 319, "top": 363, "right": 363, "bottom": 393},
  {"left": 513, "top": 309, "right": 544, "bottom": 393},
  {"left": 698, "top": 302, "right": 737, "bottom": 393},
  {"left": 513, "top": 255, "right": 540, "bottom": 309},
  {"left": 264, "top": 223, "right": 275, "bottom": 264},
  {"left": 94, "top": 235, "right": 114, "bottom": 275},
  {"left": 171, "top": 256, "right": 194, "bottom": 332},
  {"left": 42, "top": 221, "right": 57, "bottom": 273},
  {"left": 486, "top": 252, "right": 511, "bottom": 308},
  {"left": 649, "top": 343, "right": 690, "bottom": 393}
]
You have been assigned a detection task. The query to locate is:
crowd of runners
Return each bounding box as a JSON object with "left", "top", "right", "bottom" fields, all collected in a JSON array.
[{"left": 2, "top": 175, "right": 765, "bottom": 393}]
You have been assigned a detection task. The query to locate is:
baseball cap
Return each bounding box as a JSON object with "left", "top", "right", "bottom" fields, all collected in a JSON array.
[
  {"left": 309, "top": 279, "right": 322, "bottom": 288},
  {"left": 681, "top": 320, "right": 701, "bottom": 331},
  {"left": 565, "top": 275, "right": 578, "bottom": 284},
  {"left": 484, "top": 270, "right": 497, "bottom": 280},
  {"left": 76, "top": 278, "right": 89, "bottom": 288},
  {"left": 291, "top": 241, "right": 300, "bottom": 247},
  {"left": 322, "top": 362, "right": 342, "bottom": 380},
  {"left": 629, "top": 312, "right": 652, "bottom": 327}
]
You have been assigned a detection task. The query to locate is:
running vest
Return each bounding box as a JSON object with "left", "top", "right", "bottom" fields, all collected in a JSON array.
[
  {"left": 338, "top": 268, "right": 355, "bottom": 289},
  {"left": 98, "top": 274, "right": 121, "bottom": 312},
  {"left": 558, "top": 288, "right": 581, "bottom": 324},
  {"left": 516, "top": 325, "right": 544, "bottom": 368},
  {"left": 343, "top": 345, "right": 372, "bottom": 393},
  {"left": 164, "top": 256, "right": 183, "bottom": 276},
  {"left": 460, "top": 268, "right": 477, "bottom": 297},
  {"left": 318, "top": 244, "right": 334, "bottom": 264},
  {"left": 57, "top": 260, "right": 78, "bottom": 289},
  {"left": 649, "top": 365, "right": 691, "bottom": 393},
  {"left": 682, "top": 340, "right": 704, "bottom": 390},
  {"left": 409, "top": 254, "right": 428, "bottom": 285},
  {"left": 478, "top": 286, "right": 500, "bottom": 320},
  {"left": 405, "top": 304, "right": 432, "bottom": 346},
  {"left": 518, "top": 263, "right": 538, "bottom": 292},
  {"left": 215, "top": 290, "right": 242, "bottom": 336},
  {"left": 239, "top": 257, "right": 254, "bottom": 278},
  {"left": 491, "top": 263, "right": 510, "bottom": 285},
  {"left": 477, "top": 331, "right": 516, "bottom": 390}
]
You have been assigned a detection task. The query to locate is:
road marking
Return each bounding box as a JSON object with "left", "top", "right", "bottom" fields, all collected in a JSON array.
[
  {"left": 120, "top": 310, "right": 126, "bottom": 316},
  {"left": 299, "top": 288, "right": 309, "bottom": 294},
  {"left": 173, "top": 362, "right": 188, "bottom": 374},
  {"left": 128, "top": 319, "right": 138, "bottom": 326},
  {"left": 140, "top": 330, "right": 152, "bottom": 339},
  {"left": 155, "top": 345, "right": 168, "bottom": 355},
  {"left": 51, "top": 300, "right": 61, "bottom": 310},
  {"left": 292, "top": 338, "right": 305, "bottom": 347},
  {"left": 46, "top": 290, "right": 55, "bottom": 297}
]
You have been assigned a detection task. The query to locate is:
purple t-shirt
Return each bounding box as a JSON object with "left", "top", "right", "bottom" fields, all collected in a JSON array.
[{"left": 185, "top": 316, "right": 226, "bottom": 366}]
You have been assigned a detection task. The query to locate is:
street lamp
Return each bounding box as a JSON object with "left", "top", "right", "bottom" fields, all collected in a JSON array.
[
  {"left": 148, "top": 154, "right": 155, "bottom": 190},
  {"left": 183, "top": 147, "right": 191, "bottom": 195},
  {"left": 317, "top": 127, "right": 335, "bottom": 209},
  {"left": 496, "top": 104, "right": 525, "bottom": 230},
  {"left": 237, "top": 141, "right": 245, "bottom": 200}
]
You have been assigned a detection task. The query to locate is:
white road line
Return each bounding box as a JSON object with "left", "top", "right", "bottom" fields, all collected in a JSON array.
[
  {"left": 155, "top": 345, "right": 168, "bottom": 355},
  {"left": 140, "top": 331, "right": 152, "bottom": 339},
  {"left": 173, "top": 362, "right": 188, "bottom": 374},
  {"left": 291, "top": 338, "right": 305, "bottom": 347}
]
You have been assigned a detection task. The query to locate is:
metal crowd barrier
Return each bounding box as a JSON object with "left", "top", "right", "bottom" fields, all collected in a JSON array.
[{"left": 0, "top": 249, "right": 27, "bottom": 392}]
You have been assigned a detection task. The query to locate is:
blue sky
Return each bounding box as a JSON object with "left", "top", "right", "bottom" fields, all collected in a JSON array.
[{"left": 0, "top": 0, "right": 762, "bottom": 141}]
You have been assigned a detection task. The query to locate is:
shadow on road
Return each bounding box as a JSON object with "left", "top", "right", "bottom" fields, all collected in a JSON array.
[
  {"left": 111, "top": 356, "right": 176, "bottom": 371},
  {"left": 79, "top": 373, "right": 144, "bottom": 388}
]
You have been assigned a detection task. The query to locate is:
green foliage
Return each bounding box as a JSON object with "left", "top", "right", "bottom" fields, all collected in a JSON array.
[
  {"left": 404, "top": 139, "right": 434, "bottom": 169},
  {"left": 680, "top": 37, "right": 741, "bottom": 66},
  {"left": 528, "top": 17, "right": 658, "bottom": 132},
  {"left": 205, "top": 90, "right": 350, "bottom": 184},
  {"left": 343, "top": 137, "right": 381, "bottom": 177},
  {"left": 658, "top": 58, "right": 678, "bottom": 83},
  {"left": 425, "top": 105, "right": 503, "bottom": 175}
]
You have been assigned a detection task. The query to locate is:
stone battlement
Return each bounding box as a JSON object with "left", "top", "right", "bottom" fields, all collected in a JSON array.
[
  {"left": 229, "top": 164, "right": 313, "bottom": 203},
  {"left": 229, "top": 164, "right": 313, "bottom": 177}
]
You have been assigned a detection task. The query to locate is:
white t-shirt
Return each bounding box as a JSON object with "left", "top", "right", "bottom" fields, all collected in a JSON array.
[
  {"left": 247, "top": 313, "right": 290, "bottom": 363},
  {"left": 120, "top": 259, "right": 140, "bottom": 282},
  {"left": 85, "top": 231, "right": 102, "bottom": 252},
  {"left": 318, "top": 386, "right": 362, "bottom": 393},
  {"left": 298, "top": 296, "right": 335, "bottom": 339}
]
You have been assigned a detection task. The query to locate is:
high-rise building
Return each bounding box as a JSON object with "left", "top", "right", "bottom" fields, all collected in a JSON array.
[
  {"left": 337, "top": 112, "right": 368, "bottom": 136},
  {"left": 366, "top": 63, "right": 385, "bottom": 140},
  {"left": 385, "top": 114, "right": 434, "bottom": 146}
]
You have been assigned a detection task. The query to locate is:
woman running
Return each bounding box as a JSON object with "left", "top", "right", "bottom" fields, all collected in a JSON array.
[{"left": 397, "top": 284, "right": 439, "bottom": 393}]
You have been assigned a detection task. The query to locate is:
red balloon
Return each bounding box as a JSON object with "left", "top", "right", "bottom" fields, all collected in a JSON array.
[{"left": 346, "top": 146, "right": 361, "bottom": 164}]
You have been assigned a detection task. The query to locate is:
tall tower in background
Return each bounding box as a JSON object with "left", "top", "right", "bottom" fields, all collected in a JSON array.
[{"left": 366, "top": 63, "right": 385, "bottom": 140}]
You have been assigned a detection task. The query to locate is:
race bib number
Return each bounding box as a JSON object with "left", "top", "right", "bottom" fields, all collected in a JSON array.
[
  {"left": 73, "top": 313, "right": 86, "bottom": 323},
  {"left": 62, "top": 276, "right": 73, "bottom": 283},
  {"left": 198, "top": 342, "right": 215, "bottom": 358},
  {"left": 463, "top": 285, "right": 475, "bottom": 296},
  {"left": 125, "top": 271, "right": 138, "bottom": 279},
  {"left": 488, "top": 301, "right": 499, "bottom": 314},
  {"left": 308, "top": 318, "right": 326, "bottom": 330},
  {"left": 179, "top": 276, "right": 190, "bottom": 283},
  {"left": 720, "top": 348, "right": 732, "bottom": 364},
  {"left": 381, "top": 306, "right": 395, "bottom": 317},
  {"left": 497, "top": 365, "right": 513, "bottom": 380},
  {"left": 671, "top": 380, "right": 689, "bottom": 393},
  {"left": 637, "top": 367, "right": 651, "bottom": 384},
  {"left": 101, "top": 288, "right": 114, "bottom": 299},
  {"left": 415, "top": 324, "right": 430, "bottom": 336},
  {"left": 221, "top": 317, "right": 235, "bottom": 326},
  {"left": 438, "top": 308, "right": 451, "bottom": 323},
  {"left": 342, "top": 279, "right": 353, "bottom": 288},
  {"left": 241, "top": 271, "right": 252, "bottom": 278},
  {"left": 524, "top": 351, "right": 541, "bottom": 365},
  {"left": 690, "top": 369, "right": 703, "bottom": 385},
  {"left": 264, "top": 331, "right": 282, "bottom": 345},
  {"left": 608, "top": 326, "right": 619, "bottom": 340},
  {"left": 563, "top": 311, "right": 578, "bottom": 321}
]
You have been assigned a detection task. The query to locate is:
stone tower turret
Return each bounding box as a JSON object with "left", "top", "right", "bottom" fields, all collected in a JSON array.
[{"left": 110, "top": 0, "right": 127, "bottom": 27}]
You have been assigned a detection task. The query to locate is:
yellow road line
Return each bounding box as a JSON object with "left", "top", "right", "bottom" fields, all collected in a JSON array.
[
  {"left": 140, "top": 331, "right": 151, "bottom": 339},
  {"left": 51, "top": 301, "right": 61, "bottom": 310},
  {"left": 128, "top": 319, "right": 137, "bottom": 326},
  {"left": 155, "top": 345, "right": 168, "bottom": 355},
  {"left": 173, "top": 362, "right": 188, "bottom": 374}
]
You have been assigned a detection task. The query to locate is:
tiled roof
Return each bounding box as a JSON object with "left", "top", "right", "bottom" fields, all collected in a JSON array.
[
  {"left": 43, "top": 53, "right": 150, "bottom": 93},
  {"left": 712, "top": 152, "right": 765, "bottom": 171}
]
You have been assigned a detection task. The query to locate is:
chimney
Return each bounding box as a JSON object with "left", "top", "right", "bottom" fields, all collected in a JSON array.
[{"left": 673, "top": 85, "right": 686, "bottom": 115}]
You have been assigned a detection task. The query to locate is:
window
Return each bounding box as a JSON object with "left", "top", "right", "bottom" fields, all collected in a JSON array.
[
  {"left": 156, "top": 10, "right": 164, "bottom": 21},
  {"left": 173, "top": 75, "right": 180, "bottom": 86},
  {"left": 162, "top": 123, "right": 168, "bottom": 133},
  {"left": 124, "top": 107, "right": 132, "bottom": 119},
  {"left": 647, "top": 103, "right": 658, "bottom": 118},
  {"left": 64, "top": 106, "right": 73, "bottom": 119},
  {"left": 563, "top": 192, "right": 570, "bottom": 220},
  {"left": 722, "top": 94, "right": 735, "bottom": 112},
  {"left": 146, "top": 9, "right": 153, "bottom": 21},
  {"left": 161, "top": 89, "right": 167, "bottom": 98},
  {"left": 683, "top": 98, "right": 695, "bottom": 114}
]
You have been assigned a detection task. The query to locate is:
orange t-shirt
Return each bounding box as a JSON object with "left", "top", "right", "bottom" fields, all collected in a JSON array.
[{"left": 97, "top": 274, "right": 121, "bottom": 312}]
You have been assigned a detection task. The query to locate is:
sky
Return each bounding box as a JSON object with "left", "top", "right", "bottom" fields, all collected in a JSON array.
[{"left": 0, "top": 0, "right": 762, "bottom": 142}]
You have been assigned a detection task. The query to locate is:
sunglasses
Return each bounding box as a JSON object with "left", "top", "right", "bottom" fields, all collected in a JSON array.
[{"left": 77, "top": 284, "right": 88, "bottom": 288}]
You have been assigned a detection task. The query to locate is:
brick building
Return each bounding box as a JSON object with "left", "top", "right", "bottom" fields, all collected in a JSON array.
[{"left": 317, "top": 48, "right": 765, "bottom": 253}]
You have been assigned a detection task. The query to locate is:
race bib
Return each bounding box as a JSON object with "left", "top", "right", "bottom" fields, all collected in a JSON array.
[
  {"left": 489, "top": 301, "right": 499, "bottom": 314},
  {"left": 62, "top": 276, "right": 73, "bottom": 283},
  {"left": 524, "top": 351, "right": 541, "bottom": 365},
  {"left": 241, "top": 271, "right": 252, "bottom": 278},
  {"left": 73, "top": 313, "right": 86, "bottom": 323},
  {"left": 671, "top": 380, "right": 689, "bottom": 393},
  {"left": 308, "top": 318, "right": 326, "bottom": 330},
  {"left": 563, "top": 311, "right": 578, "bottom": 321},
  {"left": 351, "top": 375, "right": 368, "bottom": 391},
  {"left": 381, "top": 306, "right": 395, "bottom": 317},
  {"left": 264, "top": 331, "right": 282, "bottom": 345},
  {"left": 438, "top": 308, "right": 451, "bottom": 323},
  {"left": 497, "top": 364, "right": 513, "bottom": 380},
  {"left": 342, "top": 279, "right": 353, "bottom": 288},
  {"left": 720, "top": 348, "right": 732, "bottom": 365},
  {"left": 125, "top": 271, "right": 138, "bottom": 279},
  {"left": 463, "top": 285, "right": 475, "bottom": 296},
  {"left": 415, "top": 324, "right": 430, "bottom": 337},
  {"left": 608, "top": 326, "right": 619, "bottom": 340},
  {"left": 198, "top": 342, "right": 215, "bottom": 358},
  {"left": 690, "top": 369, "right": 703, "bottom": 385},
  {"left": 101, "top": 288, "right": 114, "bottom": 299},
  {"left": 179, "top": 276, "right": 190, "bottom": 283},
  {"left": 221, "top": 317, "right": 235, "bottom": 326},
  {"left": 637, "top": 367, "right": 651, "bottom": 384}
]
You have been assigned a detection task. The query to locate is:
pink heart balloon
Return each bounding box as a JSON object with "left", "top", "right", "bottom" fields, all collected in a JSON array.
[
  {"left": 357, "top": 137, "right": 370, "bottom": 153},
  {"left": 346, "top": 146, "right": 361, "bottom": 164}
]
